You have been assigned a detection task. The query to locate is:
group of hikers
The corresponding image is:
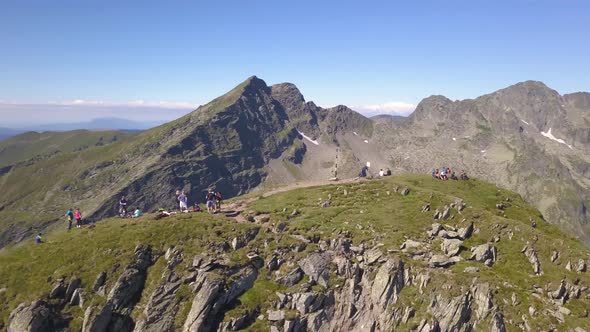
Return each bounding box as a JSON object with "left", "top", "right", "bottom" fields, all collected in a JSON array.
[
  {"left": 431, "top": 167, "right": 469, "bottom": 181},
  {"left": 179, "top": 189, "right": 223, "bottom": 213},
  {"left": 358, "top": 166, "right": 392, "bottom": 178}
]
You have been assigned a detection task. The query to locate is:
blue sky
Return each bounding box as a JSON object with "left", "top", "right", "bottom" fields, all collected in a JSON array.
[{"left": 1, "top": 0, "right": 589, "bottom": 126}]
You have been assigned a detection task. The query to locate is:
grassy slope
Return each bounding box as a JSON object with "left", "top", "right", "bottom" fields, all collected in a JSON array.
[
  {"left": 0, "top": 175, "right": 588, "bottom": 330},
  {"left": 0, "top": 78, "right": 255, "bottom": 240},
  {"left": 0, "top": 130, "right": 130, "bottom": 167}
]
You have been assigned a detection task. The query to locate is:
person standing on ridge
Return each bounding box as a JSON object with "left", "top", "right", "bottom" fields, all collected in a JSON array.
[
  {"left": 215, "top": 191, "right": 223, "bottom": 212},
  {"left": 178, "top": 191, "right": 188, "bottom": 211},
  {"left": 206, "top": 190, "right": 217, "bottom": 213},
  {"left": 119, "top": 196, "right": 128, "bottom": 217},
  {"left": 66, "top": 208, "right": 74, "bottom": 230},
  {"left": 74, "top": 208, "right": 82, "bottom": 228}
]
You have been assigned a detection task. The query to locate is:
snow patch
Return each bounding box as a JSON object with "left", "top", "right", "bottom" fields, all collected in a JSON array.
[
  {"left": 364, "top": 140, "right": 369, "bottom": 143},
  {"left": 297, "top": 130, "right": 319, "bottom": 146},
  {"left": 540, "top": 128, "right": 573, "bottom": 149},
  {"left": 452, "top": 137, "right": 456, "bottom": 141},
  {"left": 520, "top": 119, "right": 529, "bottom": 125}
]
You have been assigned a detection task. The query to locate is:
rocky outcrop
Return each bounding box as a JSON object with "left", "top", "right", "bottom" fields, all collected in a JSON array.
[
  {"left": 133, "top": 271, "right": 182, "bottom": 332},
  {"left": 521, "top": 245, "right": 542, "bottom": 275},
  {"left": 8, "top": 300, "right": 64, "bottom": 332},
  {"left": 470, "top": 244, "right": 497, "bottom": 266},
  {"left": 83, "top": 245, "right": 153, "bottom": 332},
  {"left": 298, "top": 252, "right": 333, "bottom": 287},
  {"left": 183, "top": 265, "right": 258, "bottom": 332}
]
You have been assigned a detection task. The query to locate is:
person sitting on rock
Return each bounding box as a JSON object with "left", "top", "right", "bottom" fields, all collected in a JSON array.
[
  {"left": 134, "top": 207, "right": 142, "bottom": 218},
  {"left": 35, "top": 233, "right": 43, "bottom": 244},
  {"left": 450, "top": 171, "right": 458, "bottom": 180},
  {"left": 460, "top": 170, "right": 469, "bottom": 180},
  {"left": 193, "top": 203, "right": 203, "bottom": 213},
  {"left": 386, "top": 168, "right": 392, "bottom": 176},
  {"left": 379, "top": 169, "right": 384, "bottom": 177}
]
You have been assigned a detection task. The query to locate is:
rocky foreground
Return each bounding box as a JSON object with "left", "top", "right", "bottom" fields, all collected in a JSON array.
[{"left": 2, "top": 175, "right": 590, "bottom": 331}]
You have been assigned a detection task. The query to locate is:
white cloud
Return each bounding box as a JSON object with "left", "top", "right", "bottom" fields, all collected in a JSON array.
[
  {"left": 0, "top": 100, "right": 197, "bottom": 127},
  {"left": 353, "top": 101, "right": 416, "bottom": 116}
]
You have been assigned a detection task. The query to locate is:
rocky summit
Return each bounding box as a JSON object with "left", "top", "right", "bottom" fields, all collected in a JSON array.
[{"left": 1, "top": 175, "right": 590, "bottom": 331}]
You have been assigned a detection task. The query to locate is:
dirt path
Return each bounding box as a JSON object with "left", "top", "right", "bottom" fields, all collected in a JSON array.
[{"left": 221, "top": 177, "right": 363, "bottom": 223}]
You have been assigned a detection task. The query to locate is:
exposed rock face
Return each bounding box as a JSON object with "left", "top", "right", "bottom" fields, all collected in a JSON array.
[
  {"left": 133, "top": 270, "right": 182, "bottom": 332},
  {"left": 83, "top": 245, "right": 153, "bottom": 332},
  {"left": 470, "top": 244, "right": 497, "bottom": 266},
  {"left": 183, "top": 266, "right": 258, "bottom": 332},
  {"left": 298, "top": 252, "right": 333, "bottom": 287},
  {"left": 8, "top": 300, "right": 63, "bottom": 332}
]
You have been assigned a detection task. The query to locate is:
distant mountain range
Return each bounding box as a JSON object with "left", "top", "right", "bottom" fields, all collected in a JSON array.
[
  {"left": 0, "top": 117, "right": 160, "bottom": 141},
  {"left": 0, "top": 76, "right": 588, "bottom": 249}
]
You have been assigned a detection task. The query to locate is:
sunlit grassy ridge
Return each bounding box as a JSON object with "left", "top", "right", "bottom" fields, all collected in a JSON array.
[{"left": 0, "top": 174, "right": 589, "bottom": 330}]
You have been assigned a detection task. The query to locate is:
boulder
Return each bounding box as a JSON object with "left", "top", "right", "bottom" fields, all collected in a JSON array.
[
  {"left": 441, "top": 206, "right": 451, "bottom": 220},
  {"left": 441, "top": 239, "right": 463, "bottom": 257},
  {"left": 458, "top": 223, "right": 474, "bottom": 240},
  {"left": 298, "top": 252, "right": 333, "bottom": 287},
  {"left": 429, "top": 255, "right": 461, "bottom": 268},
  {"left": 401, "top": 188, "right": 410, "bottom": 196},
  {"left": 49, "top": 282, "right": 66, "bottom": 299},
  {"left": 364, "top": 247, "right": 383, "bottom": 265},
  {"left": 277, "top": 267, "right": 304, "bottom": 287},
  {"left": 8, "top": 300, "right": 62, "bottom": 332},
  {"left": 65, "top": 277, "right": 82, "bottom": 302},
  {"left": 92, "top": 272, "right": 107, "bottom": 292},
  {"left": 267, "top": 310, "right": 285, "bottom": 321},
  {"left": 470, "top": 244, "right": 497, "bottom": 266},
  {"left": 521, "top": 246, "right": 542, "bottom": 275},
  {"left": 400, "top": 239, "right": 424, "bottom": 251},
  {"left": 576, "top": 259, "right": 587, "bottom": 273}
]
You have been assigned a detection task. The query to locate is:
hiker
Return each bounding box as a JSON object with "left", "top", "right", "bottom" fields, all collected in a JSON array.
[
  {"left": 206, "top": 190, "right": 217, "bottom": 213},
  {"left": 119, "top": 196, "right": 128, "bottom": 216},
  {"left": 386, "top": 168, "right": 392, "bottom": 176},
  {"left": 134, "top": 207, "right": 142, "bottom": 218},
  {"left": 35, "top": 233, "right": 43, "bottom": 244},
  {"left": 460, "top": 170, "right": 469, "bottom": 180},
  {"left": 75, "top": 208, "right": 82, "bottom": 228},
  {"left": 66, "top": 208, "right": 74, "bottom": 230},
  {"left": 178, "top": 191, "right": 188, "bottom": 211},
  {"left": 193, "top": 203, "right": 203, "bottom": 213},
  {"left": 215, "top": 191, "right": 223, "bottom": 212},
  {"left": 450, "top": 171, "right": 458, "bottom": 180},
  {"left": 358, "top": 166, "right": 368, "bottom": 178},
  {"left": 379, "top": 169, "right": 384, "bottom": 177}
]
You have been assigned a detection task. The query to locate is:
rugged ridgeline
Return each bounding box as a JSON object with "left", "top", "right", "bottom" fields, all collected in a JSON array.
[
  {"left": 1, "top": 176, "right": 589, "bottom": 331},
  {"left": 0, "top": 76, "right": 589, "bottom": 249},
  {"left": 373, "top": 82, "right": 590, "bottom": 245},
  {"left": 0, "top": 77, "right": 374, "bottom": 248}
]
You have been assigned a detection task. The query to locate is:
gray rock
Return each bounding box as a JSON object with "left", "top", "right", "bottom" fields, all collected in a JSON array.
[
  {"left": 400, "top": 239, "right": 424, "bottom": 251},
  {"left": 92, "top": 272, "right": 107, "bottom": 292},
  {"left": 427, "top": 223, "right": 443, "bottom": 237},
  {"left": 421, "top": 204, "right": 431, "bottom": 212},
  {"left": 133, "top": 272, "right": 182, "bottom": 332},
  {"left": 550, "top": 251, "right": 559, "bottom": 263},
  {"left": 441, "top": 206, "right": 451, "bottom": 220},
  {"left": 69, "top": 288, "right": 81, "bottom": 306},
  {"left": 464, "top": 266, "right": 479, "bottom": 273},
  {"left": 458, "top": 223, "right": 474, "bottom": 240},
  {"left": 429, "top": 255, "right": 461, "bottom": 268},
  {"left": 401, "top": 187, "right": 410, "bottom": 196},
  {"left": 364, "top": 247, "right": 383, "bottom": 265},
  {"left": 267, "top": 256, "right": 280, "bottom": 271},
  {"left": 371, "top": 258, "right": 405, "bottom": 311},
  {"left": 164, "top": 247, "right": 183, "bottom": 269},
  {"left": 268, "top": 310, "right": 285, "bottom": 321},
  {"left": 298, "top": 252, "right": 332, "bottom": 287},
  {"left": 49, "top": 282, "right": 66, "bottom": 299},
  {"left": 183, "top": 266, "right": 257, "bottom": 332},
  {"left": 576, "top": 259, "right": 587, "bottom": 273},
  {"left": 470, "top": 244, "right": 497, "bottom": 266},
  {"left": 277, "top": 267, "right": 304, "bottom": 287},
  {"left": 8, "top": 300, "right": 61, "bottom": 332},
  {"left": 522, "top": 246, "right": 542, "bottom": 275},
  {"left": 441, "top": 239, "right": 462, "bottom": 257},
  {"left": 65, "top": 277, "right": 82, "bottom": 302}
]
